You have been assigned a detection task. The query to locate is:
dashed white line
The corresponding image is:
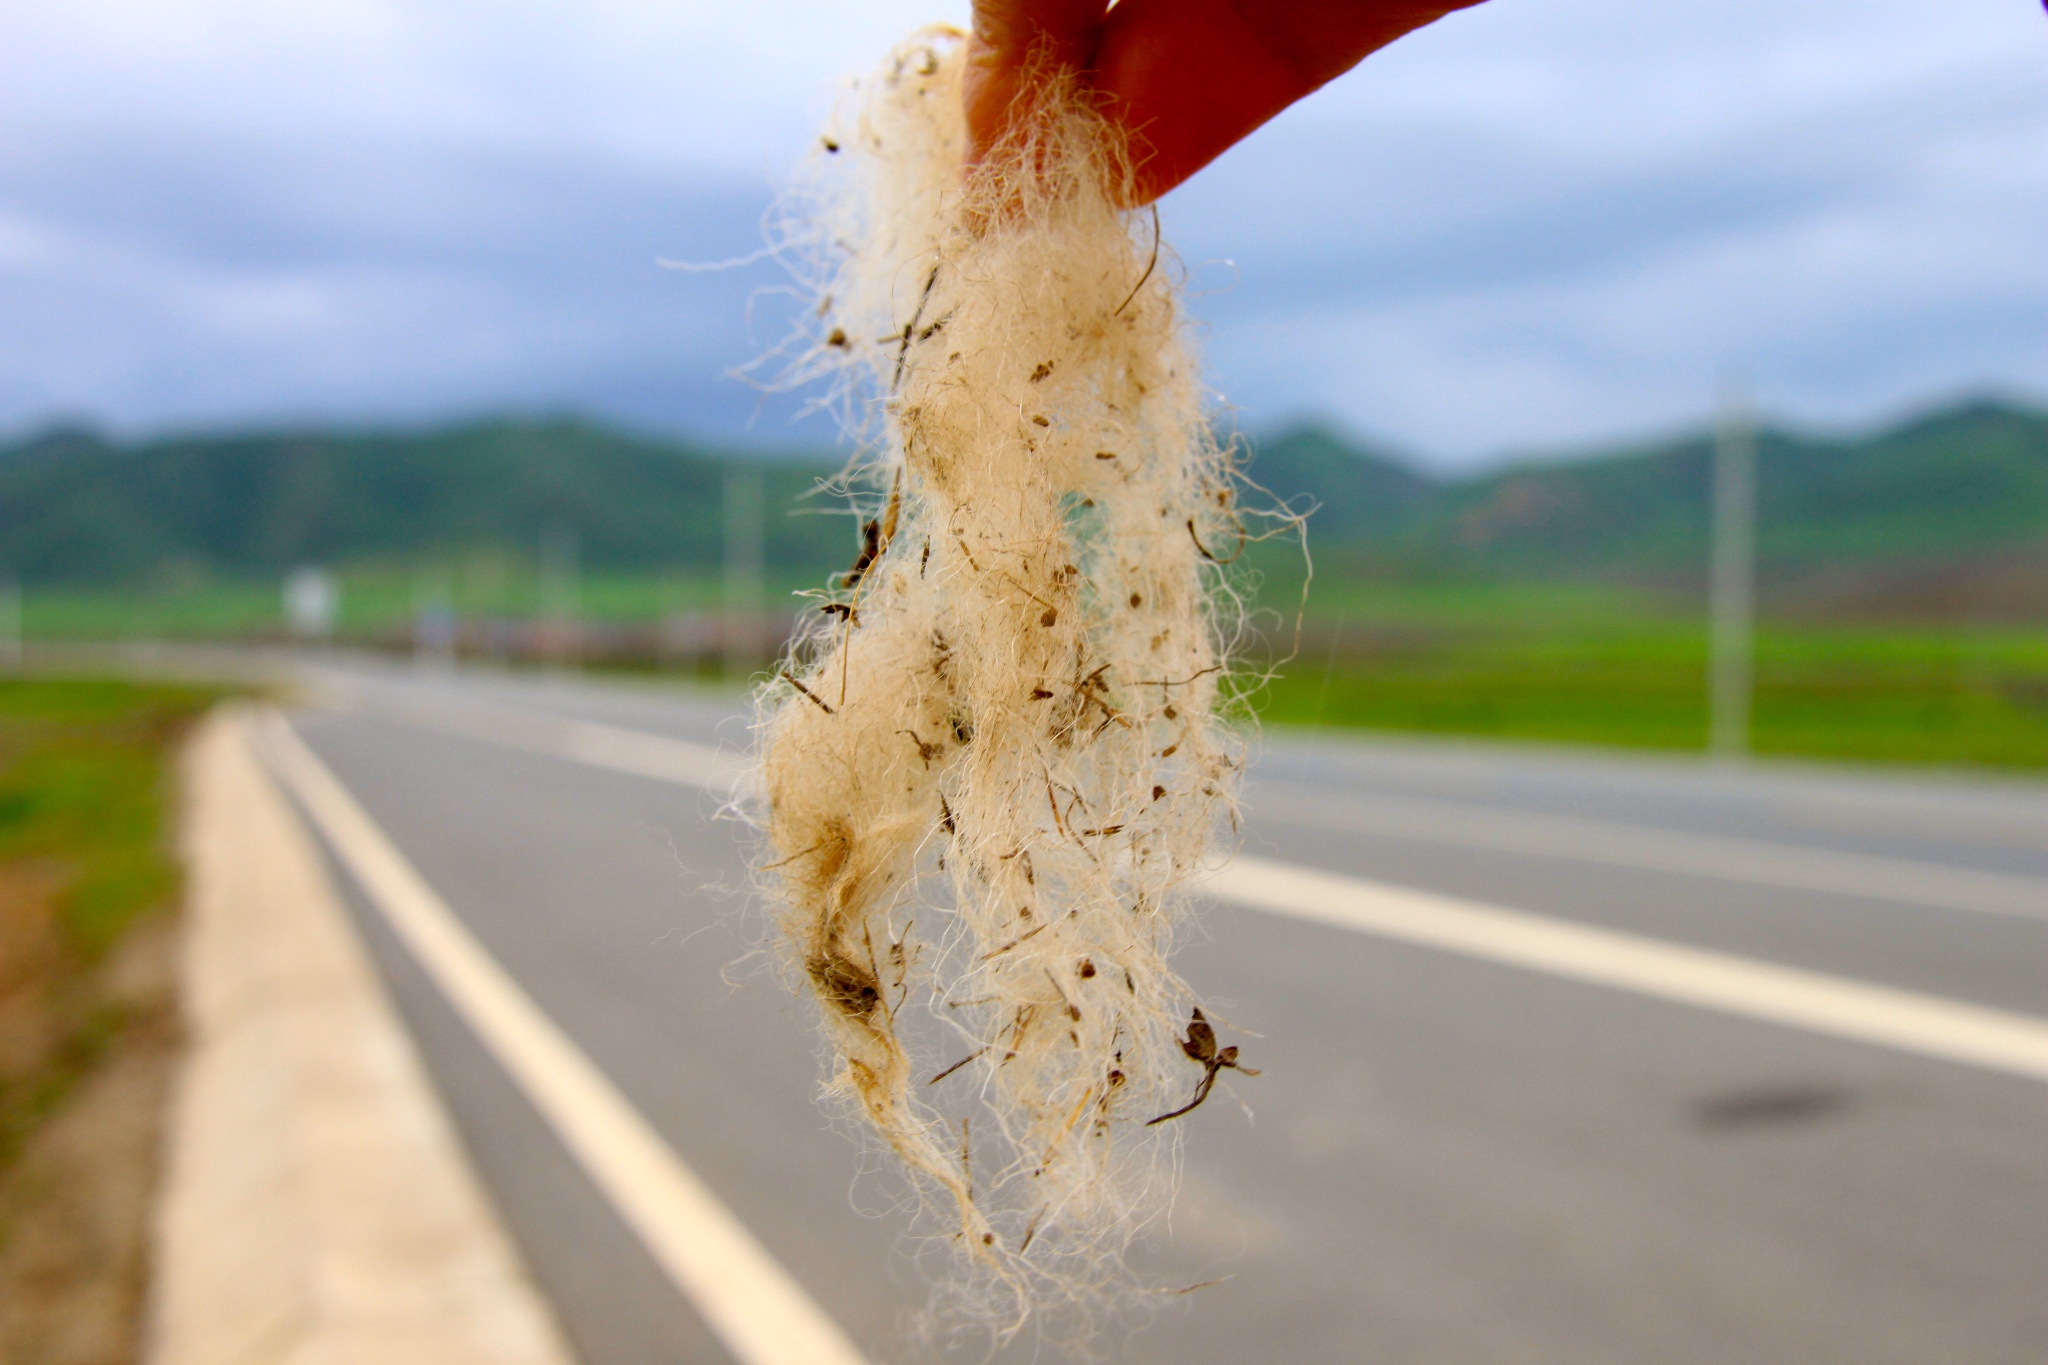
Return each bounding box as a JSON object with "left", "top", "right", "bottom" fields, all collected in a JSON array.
[
  {"left": 1212, "top": 855, "right": 2048, "bottom": 1082},
  {"left": 331, "top": 692, "right": 2048, "bottom": 1081},
  {"left": 1251, "top": 782, "right": 2048, "bottom": 923},
  {"left": 327, "top": 689, "right": 747, "bottom": 792}
]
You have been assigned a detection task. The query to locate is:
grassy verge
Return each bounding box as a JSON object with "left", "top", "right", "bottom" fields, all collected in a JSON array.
[
  {"left": 0, "top": 682, "right": 221, "bottom": 955},
  {"left": 0, "top": 678, "right": 222, "bottom": 1362},
  {"left": 0, "top": 679, "right": 220, "bottom": 1168}
]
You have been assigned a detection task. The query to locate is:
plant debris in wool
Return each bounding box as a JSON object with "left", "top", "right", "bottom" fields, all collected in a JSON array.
[{"left": 747, "top": 26, "right": 1276, "bottom": 1339}]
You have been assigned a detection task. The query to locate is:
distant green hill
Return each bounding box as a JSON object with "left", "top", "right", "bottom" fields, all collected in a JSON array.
[
  {"left": 0, "top": 418, "right": 846, "bottom": 586},
  {"left": 1250, "top": 398, "right": 2048, "bottom": 618},
  {"left": 3, "top": 398, "right": 2042, "bottom": 620}
]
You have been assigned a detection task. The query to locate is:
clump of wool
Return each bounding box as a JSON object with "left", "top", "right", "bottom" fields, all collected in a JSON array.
[{"left": 750, "top": 27, "right": 1252, "bottom": 1332}]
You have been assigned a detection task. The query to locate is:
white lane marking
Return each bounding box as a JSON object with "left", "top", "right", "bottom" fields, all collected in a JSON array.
[
  {"left": 254, "top": 711, "right": 869, "bottom": 1365},
  {"left": 347, "top": 687, "right": 2047, "bottom": 923},
  {"left": 1251, "top": 783, "right": 2048, "bottom": 923},
  {"left": 1212, "top": 855, "right": 2048, "bottom": 1082},
  {"left": 334, "top": 695, "right": 2048, "bottom": 1078},
  {"left": 330, "top": 690, "right": 747, "bottom": 793},
  {"left": 560, "top": 715, "right": 745, "bottom": 792}
]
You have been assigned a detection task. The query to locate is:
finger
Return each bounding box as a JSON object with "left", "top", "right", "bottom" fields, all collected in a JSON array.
[
  {"left": 964, "top": 0, "right": 1110, "bottom": 163},
  {"left": 1095, "top": 0, "right": 1487, "bottom": 203}
]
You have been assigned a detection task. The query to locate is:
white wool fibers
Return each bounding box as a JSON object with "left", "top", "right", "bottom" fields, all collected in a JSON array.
[{"left": 750, "top": 28, "right": 1253, "bottom": 1333}]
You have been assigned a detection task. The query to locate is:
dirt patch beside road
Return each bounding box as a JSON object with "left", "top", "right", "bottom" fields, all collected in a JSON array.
[{"left": 0, "top": 904, "right": 181, "bottom": 1365}]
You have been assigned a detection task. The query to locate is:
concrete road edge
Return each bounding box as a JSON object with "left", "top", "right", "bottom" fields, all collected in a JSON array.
[{"left": 144, "top": 707, "right": 577, "bottom": 1365}]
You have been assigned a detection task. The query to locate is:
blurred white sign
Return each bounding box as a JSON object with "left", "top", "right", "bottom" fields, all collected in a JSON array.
[{"left": 284, "top": 567, "right": 339, "bottom": 638}]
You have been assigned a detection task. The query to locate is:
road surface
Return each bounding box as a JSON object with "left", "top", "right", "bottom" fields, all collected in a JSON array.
[{"left": 269, "top": 660, "right": 2047, "bottom": 1364}]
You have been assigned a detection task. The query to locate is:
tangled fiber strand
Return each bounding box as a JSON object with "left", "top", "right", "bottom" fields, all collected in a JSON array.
[{"left": 751, "top": 28, "right": 1257, "bottom": 1332}]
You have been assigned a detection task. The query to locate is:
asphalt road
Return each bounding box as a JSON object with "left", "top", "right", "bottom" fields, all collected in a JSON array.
[{"left": 279, "top": 661, "right": 2048, "bottom": 1364}]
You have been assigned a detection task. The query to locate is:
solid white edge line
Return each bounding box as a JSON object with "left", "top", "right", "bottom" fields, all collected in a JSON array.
[
  {"left": 334, "top": 695, "right": 2048, "bottom": 1080},
  {"left": 252, "top": 709, "right": 871, "bottom": 1365},
  {"left": 1212, "top": 855, "right": 2048, "bottom": 1082}
]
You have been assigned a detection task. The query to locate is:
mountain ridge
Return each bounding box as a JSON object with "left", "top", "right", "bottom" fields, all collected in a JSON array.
[
  {"left": 1248, "top": 397, "right": 2048, "bottom": 613},
  {"left": 3, "top": 397, "right": 2042, "bottom": 619}
]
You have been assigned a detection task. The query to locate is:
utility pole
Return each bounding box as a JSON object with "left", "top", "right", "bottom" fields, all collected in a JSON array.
[
  {"left": 1710, "top": 379, "right": 1757, "bottom": 760},
  {"left": 723, "top": 464, "right": 765, "bottom": 676},
  {"left": 0, "top": 576, "right": 21, "bottom": 675},
  {"left": 413, "top": 567, "right": 456, "bottom": 670},
  {"left": 540, "top": 523, "right": 581, "bottom": 672}
]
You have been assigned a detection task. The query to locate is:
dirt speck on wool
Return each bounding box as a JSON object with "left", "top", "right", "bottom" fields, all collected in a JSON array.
[{"left": 744, "top": 26, "right": 1278, "bottom": 1341}]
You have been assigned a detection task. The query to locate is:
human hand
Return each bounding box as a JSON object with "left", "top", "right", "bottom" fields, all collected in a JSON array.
[{"left": 965, "top": 0, "right": 1489, "bottom": 205}]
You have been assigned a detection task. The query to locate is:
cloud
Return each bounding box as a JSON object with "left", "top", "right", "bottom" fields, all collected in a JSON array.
[
  {"left": 1, "top": 0, "right": 2041, "bottom": 466},
  {"left": 1163, "top": 1, "right": 2048, "bottom": 463},
  {"left": 0, "top": 119, "right": 792, "bottom": 435}
]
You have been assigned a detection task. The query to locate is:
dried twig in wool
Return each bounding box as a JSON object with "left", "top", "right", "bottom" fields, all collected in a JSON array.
[{"left": 751, "top": 27, "right": 1254, "bottom": 1331}]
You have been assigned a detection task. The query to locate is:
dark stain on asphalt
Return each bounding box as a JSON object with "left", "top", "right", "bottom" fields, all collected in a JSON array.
[{"left": 1693, "top": 1082, "right": 1856, "bottom": 1132}]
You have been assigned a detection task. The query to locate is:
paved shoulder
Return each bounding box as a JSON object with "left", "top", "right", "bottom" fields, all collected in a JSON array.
[{"left": 151, "top": 709, "right": 574, "bottom": 1365}]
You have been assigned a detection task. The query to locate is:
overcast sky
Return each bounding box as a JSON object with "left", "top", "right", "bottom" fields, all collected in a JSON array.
[{"left": 3, "top": 1, "right": 2041, "bottom": 469}]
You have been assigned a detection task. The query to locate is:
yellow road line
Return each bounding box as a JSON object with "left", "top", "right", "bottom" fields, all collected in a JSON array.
[{"left": 255, "top": 710, "right": 870, "bottom": 1365}]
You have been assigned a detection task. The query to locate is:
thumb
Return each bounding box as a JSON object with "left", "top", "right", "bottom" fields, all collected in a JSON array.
[{"left": 964, "top": 0, "right": 1109, "bottom": 163}]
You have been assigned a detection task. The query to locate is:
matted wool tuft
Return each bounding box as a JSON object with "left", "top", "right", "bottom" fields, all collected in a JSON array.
[{"left": 748, "top": 27, "right": 1261, "bottom": 1333}]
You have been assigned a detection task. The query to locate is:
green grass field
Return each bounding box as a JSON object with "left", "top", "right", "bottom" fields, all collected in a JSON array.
[
  {"left": 1258, "top": 597, "right": 2048, "bottom": 768},
  {"left": 14, "top": 573, "right": 2048, "bottom": 770},
  {"left": 15, "top": 565, "right": 782, "bottom": 639}
]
